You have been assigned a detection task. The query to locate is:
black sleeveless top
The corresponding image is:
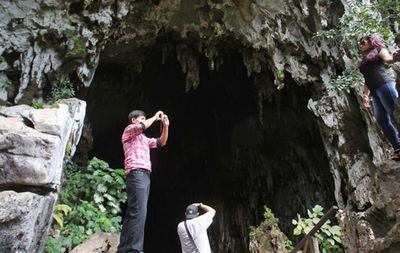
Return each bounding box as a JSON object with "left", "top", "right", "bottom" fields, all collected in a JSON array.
[{"left": 359, "top": 49, "right": 392, "bottom": 91}]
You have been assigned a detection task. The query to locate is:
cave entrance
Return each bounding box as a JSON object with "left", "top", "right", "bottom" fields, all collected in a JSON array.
[{"left": 84, "top": 39, "right": 335, "bottom": 253}]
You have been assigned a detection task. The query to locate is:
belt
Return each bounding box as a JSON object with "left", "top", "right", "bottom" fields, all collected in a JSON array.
[{"left": 130, "top": 168, "right": 151, "bottom": 175}]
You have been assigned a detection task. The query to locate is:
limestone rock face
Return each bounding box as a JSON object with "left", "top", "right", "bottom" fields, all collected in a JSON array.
[
  {"left": 0, "top": 98, "right": 86, "bottom": 253},
  {"left": 0, "top": 0, "right": 338, "bottom": 103},
  {"left": 0, "top": 191, "right": 56, "bottom": 253},
  {"left": 2, "top": 0, "right": 400, "bottom": 252}
]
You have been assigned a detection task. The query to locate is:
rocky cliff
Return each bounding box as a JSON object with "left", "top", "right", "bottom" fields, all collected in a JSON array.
[
  {"left": 0, "top": 98, "right": 85, "bottom": 252},
  {"left": 1, "top": 0, "right": 400, "bottom": 252}
]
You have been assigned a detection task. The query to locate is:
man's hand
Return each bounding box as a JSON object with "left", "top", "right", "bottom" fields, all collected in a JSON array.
[
  {"left": 161, "top": 114, "right": 169, "bottom": 126},
  {"left": 154, "top": 111, "right": 164, "bottom": 120},
  {"left": 194, "top": 203, "right": 216, "bottom": 217}
]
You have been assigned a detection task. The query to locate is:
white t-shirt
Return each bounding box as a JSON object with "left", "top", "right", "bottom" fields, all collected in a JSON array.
[{"left": 177, "top": 212, "right": 214, "bottom": 253}]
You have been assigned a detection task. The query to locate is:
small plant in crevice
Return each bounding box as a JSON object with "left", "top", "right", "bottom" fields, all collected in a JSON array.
[
  {"left": 32, "top": 99, "right": 44, "bottom": 109},
  {"left": 65, "top": 36, "right": 86, "bottom": 58},
  {"left": 292, "top": 205, "right": 343, "bottom": 253},
  {"left": 49, "top": 76, "right": 75, "bottom": 104},
  {"left": 249, "top": 206, "right": 292, "bottom": 252},
  {"left": 45, "top": 158, "right": 127, "bottom": 253},
  {"left": 0, "top": 78, "right": 11, "bottom": 92}
]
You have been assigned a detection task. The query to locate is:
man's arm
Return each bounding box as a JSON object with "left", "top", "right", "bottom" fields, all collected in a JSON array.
[
  {"left": 198, "top": 203, "right": 216, "bottom": 218},
  {"left": 159, "top": 114, "right": 169, "bottom": 146},
  {"left": 142, "top": 111, "right": 163, "bottom": 129}
]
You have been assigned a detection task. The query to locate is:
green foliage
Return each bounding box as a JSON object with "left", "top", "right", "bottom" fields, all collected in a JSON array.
[
  {"left": 65, "top": 36, "right": 86, "bottom": 58},
  {"left": 274, "top": 69, "right": 285, "bottom": 81},
  {"left": 0, "top": 78, "right": 11, "bottom": 91},
  {"left": 45, "top": 158, "right": 127, "bottom": 253},
  {"left": 50, "top": 76, "right": 75, "bottom": 103},
  {"left": 65, "top": 142, "right": 72, "bottom": 155},
  {"left": 376, "top": 0, "right": 400, "bottom": 23},
  {"left": 53, "top": 204, "right": 72, "bottom": 228},
  {"left": 330, "top": 69, "right": 363, "bottom": 93},
  {"left": 292, "top": 205, "right": 343, "bottom": 253},
  {"left": 248, "top": 225, "right": 257, "bottom": 238},
  {"left": 249, "top": 206, "right": 292, "bottom": 251},
  {"left": 32, "top": 99, "right": 44, "bottom": 109},
  {"left": 44, "top": 237, "right": 64, "bottom": 253},
  {"left": 284, "top": 239, "right": 293, "bottom": 250},
  {"left": 315, "top": 1, "right": 394, "bottom": 92},
  {"left": 316, "top": 2, "right": 392, "bottom": 54},
  {"left": 263, "top": 206, "right": 278, "bottom": 225}
]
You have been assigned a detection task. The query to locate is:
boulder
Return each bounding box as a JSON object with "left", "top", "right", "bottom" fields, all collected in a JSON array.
[
  {"left": 70, "top": 232, "right": 120, "bottom": 253},
  {"left": 0, "top": 98, "right": 86, "bottom": 253}
]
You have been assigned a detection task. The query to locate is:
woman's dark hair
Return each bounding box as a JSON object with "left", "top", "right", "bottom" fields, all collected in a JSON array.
[
  {"left": 128, "top": 110, "right": 145, "bottom": 123},
  {"left": 359, "top": 34, "right": 386, "bottom": 65}
]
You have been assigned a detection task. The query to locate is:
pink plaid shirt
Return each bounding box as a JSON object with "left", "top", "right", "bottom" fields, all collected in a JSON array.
[{"left": 122, "top": 123, "right": 159, "bottom": 174}]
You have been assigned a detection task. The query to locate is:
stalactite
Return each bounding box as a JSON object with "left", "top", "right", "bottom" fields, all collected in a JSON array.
[{"left": 176, "top": 44, "right": 200, "bottom": 91}]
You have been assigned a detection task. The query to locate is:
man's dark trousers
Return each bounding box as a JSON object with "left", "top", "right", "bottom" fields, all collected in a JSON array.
[{"left": 117, "top": 169, "right": 151, "bottom": 253}]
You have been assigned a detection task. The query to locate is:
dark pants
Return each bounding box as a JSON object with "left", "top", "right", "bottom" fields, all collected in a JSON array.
[{"left": 117, "top": 169, "right": 151, "bottom": 253}]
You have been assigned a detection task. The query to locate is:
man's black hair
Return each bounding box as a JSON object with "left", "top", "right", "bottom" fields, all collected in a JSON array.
[{"left": 128, "top": 110, "right": 145, "bottom": 123}]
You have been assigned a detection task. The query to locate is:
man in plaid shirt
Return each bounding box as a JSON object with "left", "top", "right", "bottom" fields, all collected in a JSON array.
[{"left": 117, "top": 110, "right": 169, "bottom": 253}]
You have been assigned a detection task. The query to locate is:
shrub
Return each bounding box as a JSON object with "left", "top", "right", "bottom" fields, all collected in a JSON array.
[
  {"left": 49, "top": 77, "right": 75, "bottom": 104},
  {"left": 45, "top": 158, "right": 127, "bottom": 253},
  {"left": 292, "top": 205, "right": 343, "bottom": 253}
]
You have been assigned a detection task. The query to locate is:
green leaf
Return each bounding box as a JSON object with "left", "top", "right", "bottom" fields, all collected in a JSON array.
[
  {"left": 97, "top": 184, "right": 107, "bottom": 193},
  {"left": 312, "top": 217, "right": 320, "bottom": 224},
  {"left": 55, "top": 204, "right": 72, "bottom": 215},
  {"left": 327, "top": 238, "right": 335, "bottom": 246},
  {"left": 93, "top": 193, "right": 104, "bottom": 204},
  {"left": 53, "top": 214, "right": 64, "bottom": 228},
  {"left": 293, "top": 227, "right": 302, "bottom": 235},
  {"left": 98, "top": 204, "right": 106, "bottom": 212},
  {"left": 333, "top": 235, "right": 342, "bottom": 243}
]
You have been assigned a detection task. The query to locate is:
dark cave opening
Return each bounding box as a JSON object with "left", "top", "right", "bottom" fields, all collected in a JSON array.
[{"left": 84, "top": 42, "right": 336, "bottom": 253}]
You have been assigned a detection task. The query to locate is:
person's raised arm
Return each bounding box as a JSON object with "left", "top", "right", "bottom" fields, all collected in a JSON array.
[
  {"left": 160, "top": 114, "right": 169, "bottom": 146},
  {"left": 198, "top": 203, "right": 216, "bottom": 218},
  {"left": 379, "top": 48, "right": 395, "bottom": 64},
  {"left": 142, "top": 111, "right": 163, "bottom": 129}
]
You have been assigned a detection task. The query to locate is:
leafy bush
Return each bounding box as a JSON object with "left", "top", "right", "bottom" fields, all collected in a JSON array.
[
  {"left": 49, "top": 76, "right": 75, "bottom": 103},
  {"left": 292, "top": 205, "right": 343, "bottom": 253},
  {"left": 330, "top": 69, "right": 363, "bottom": 93},
  {"left": 44, "top": 237, "right": 64, "bottom": 253},
  {"left": 45, "top": 158, "right": 127, "bottom": 253}
]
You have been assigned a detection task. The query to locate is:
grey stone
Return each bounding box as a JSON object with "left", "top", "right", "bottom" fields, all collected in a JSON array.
[{"left": 0, "top": 99, "right": 86, "bottom": 253}]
